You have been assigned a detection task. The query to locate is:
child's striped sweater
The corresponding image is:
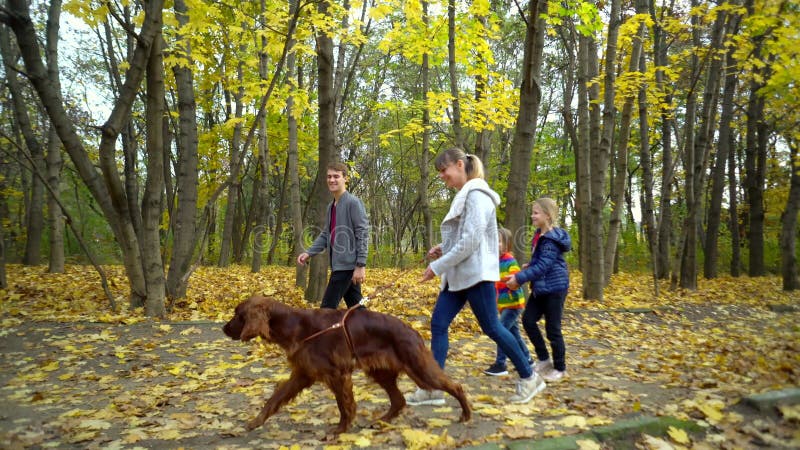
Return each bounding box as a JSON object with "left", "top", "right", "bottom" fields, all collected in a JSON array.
[{"left": 495, "top": 252, "right": 525, "bottom": 311}]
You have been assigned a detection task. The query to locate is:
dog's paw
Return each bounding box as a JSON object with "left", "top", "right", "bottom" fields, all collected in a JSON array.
[
  {"left": 245, "top": 418, "right": 264, "bottom": 431},
  {"left": 320, "top": 428, "right": 342, "bottom": 443}
]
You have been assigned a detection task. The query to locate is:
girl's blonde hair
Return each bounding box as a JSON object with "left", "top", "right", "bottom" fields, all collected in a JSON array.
[
  {"left": 434, "top": 147, "right": 485, "bottom": 180},
  {"left": 498, "top": 227, "right": 513, "bottom": 252},
  {"left": 534, "top": 197, "right": 559, "bottom": 227}
]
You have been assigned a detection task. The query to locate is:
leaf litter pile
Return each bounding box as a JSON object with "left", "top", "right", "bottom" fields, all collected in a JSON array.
[{"left": 1, "top": 264, "right": 798, "bottom": 449}]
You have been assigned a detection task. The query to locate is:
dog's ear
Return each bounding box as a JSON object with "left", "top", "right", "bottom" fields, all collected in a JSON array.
[{"left": 240, "top": 299, "right": 270, "bottom": 341}]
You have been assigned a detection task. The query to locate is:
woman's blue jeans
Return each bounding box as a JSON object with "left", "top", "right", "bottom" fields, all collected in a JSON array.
[
  {"left": 431, "top": 281, "right": 532, "bottom": 378},
  {"left": 495, "top": 308, "right": 531, "bottom": 366}
]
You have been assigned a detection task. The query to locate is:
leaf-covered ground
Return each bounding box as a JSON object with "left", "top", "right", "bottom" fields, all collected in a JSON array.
[{"left": 1, "top": 264, "right": 798, "bottom": 449}]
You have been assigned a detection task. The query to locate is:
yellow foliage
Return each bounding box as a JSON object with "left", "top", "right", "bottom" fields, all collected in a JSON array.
[
  {"left": 1, "top": 264, "right": 797, "bottom": 448},
  {"left": 401, "top": 428, "right": 454, "bottom": 449}
]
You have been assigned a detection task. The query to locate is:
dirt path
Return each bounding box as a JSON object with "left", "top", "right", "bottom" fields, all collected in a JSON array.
[{"left": 1, "top": 303, "right": 797, "bottom": 449}]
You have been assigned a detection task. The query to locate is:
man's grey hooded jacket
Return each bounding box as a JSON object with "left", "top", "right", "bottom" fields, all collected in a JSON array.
[{"left": 306, "top": 191, "right": 369, "bottom": 271}]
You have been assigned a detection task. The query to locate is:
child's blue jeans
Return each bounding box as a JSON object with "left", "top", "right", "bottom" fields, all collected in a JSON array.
[
  {"left": 431, "top": 281, "right": 533, "bottom": 379},
  {"left": 494, "top": 308, "right": 531, "bottom": 366}
]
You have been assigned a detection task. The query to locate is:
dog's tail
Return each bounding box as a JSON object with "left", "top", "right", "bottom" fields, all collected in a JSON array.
[{"left": 400, "top": 341, "right": 472, "bottom": 422}]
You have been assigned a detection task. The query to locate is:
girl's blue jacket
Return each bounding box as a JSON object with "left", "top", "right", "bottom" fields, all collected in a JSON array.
[{"left": 515, "top": 227, "right": 571, "bottom": 295}]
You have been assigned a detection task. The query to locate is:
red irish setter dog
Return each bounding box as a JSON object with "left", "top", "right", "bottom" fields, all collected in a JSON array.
[{"left": 223, "top": 295, "right": 471, "bottom": 435}]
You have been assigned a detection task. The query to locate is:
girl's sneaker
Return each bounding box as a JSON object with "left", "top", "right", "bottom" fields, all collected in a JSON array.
[
  {"left": 484, "top": 362, "right": 509, "bottom": 376},
  {"left": 533, "top": 358, "right": 553, "bottom": 373},
  {"left": 543, "top": 369, "right": 566, "bottom": 382}
]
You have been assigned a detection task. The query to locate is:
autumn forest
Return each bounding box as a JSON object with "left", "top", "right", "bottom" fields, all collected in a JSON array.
[{"left": 0, "top": 0, "right": 798, "bottom": 317}]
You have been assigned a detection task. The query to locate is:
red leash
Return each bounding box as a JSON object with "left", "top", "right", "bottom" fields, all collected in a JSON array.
[{"left": 292, "top": 304, "right": 362, "bottom": 359}]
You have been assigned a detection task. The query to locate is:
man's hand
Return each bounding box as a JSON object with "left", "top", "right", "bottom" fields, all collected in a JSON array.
[
  {"left": 297, "top": 252, "right": 310, "bottom": 266},
  {"left": 352, "top": 266, "right": 366, "bottom": 284}
]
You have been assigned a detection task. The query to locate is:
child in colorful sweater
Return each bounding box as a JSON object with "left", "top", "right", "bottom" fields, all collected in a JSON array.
[{"left": 484, "top": 227, "right": 533, "bottom": 376}]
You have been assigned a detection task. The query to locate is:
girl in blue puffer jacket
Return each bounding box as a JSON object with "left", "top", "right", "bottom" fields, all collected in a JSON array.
[{"left": 505, "top": 198, "right": 572, "bottom": 382}]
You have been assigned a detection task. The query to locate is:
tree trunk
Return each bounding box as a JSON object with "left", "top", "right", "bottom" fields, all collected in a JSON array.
[
  {"left": 141, "top": 30, "right": 166, "bottom": 317},
  {"left": 288, "top": 44, "right": 306, "bottom": 287},
  {"left": 267, "top": 158, "right": 289, "bottom": 265},
  {"left": 506, "top": 0, "right": 547, "bottom": 263},
  {"left": 677, "top": 0, "right": 699, "bottom": 288},
  {"left": 576, "top": 31, "right": 591, "bottom": 284},
  {"left": 94, "top": 8, "right": 150, "bottom": 309},
  {"left": 232, "top": 183, "right": 247, "bottom": 263},
  {"left": 472, "top": 11, "right": 491, "bottom": 165},
  {"left": 46, "top": 128, "right": 64, "bottom": 273},
  {"left": 0, "top": 25, "right": 44, "bottom": 265},
  {"left": 44, "top": 0, "right": 64, "bottom": 273},
  {"left": 0, "top": 160, "right": 6, "bottom": 287},
  {"left": 745, "top": 92, "right": 768, "bottom": 277},
  {"left": 744, "top": 0, "right": 768, "bottom": 277},
  {"left": 306, "top": 0, "right": 336, "bottom": 303},
  {"left": 604, "top": 0, "right": 647, "bottom": 284},
  {"left": 121, "top": 126, "right": 143, "bottom": 258},
  {"left": 219, "top": 54, "right": 245, "bottom": 268},
  {"left": 705, "top": 12, "right": 741, "bottom": 279},
  {"left": 681, "top": 6, "right": 726, "bottom": 289},
  {"left": 418, "top": 0, "right": 432, "bottom": 252},
  {"left": 0, "top": 218, "right": 5, "bottom": 288},
  {"left": 728, "top": 136, "right": 741, "bottom": 276},
  {"left": 780, "top": 138, "right": 800, "bottom": 290},
  {"left": 586, "top": 0, "right": 620, "bottom": 300},
  {"left": 99, "top": 14, "right": 144, "bottom": 261},
  {"left": 165, "top": 0, "right": 200, "bottom": 300},
  {"left": 251, "top": 98, "right": 271, "bottom": 273},
  {"left": 652, "top": 0, "right": 673, "bottom": 280},
  {"left": 447, "top": 0, "right": 463, "bottom": 147},
  {"left": 332, "top": 0, "right": 349, "bottom": 117},
  {"left": 637, "top": 44, "right": 658, "bottom": 294}
]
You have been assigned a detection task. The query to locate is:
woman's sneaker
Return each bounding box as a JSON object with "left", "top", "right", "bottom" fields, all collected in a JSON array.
[
  {"left": 543, "top": 370, "right": 566, "bottom": 382},
  {"left": 483, "top": 362, "right": 508, "bottom": 376},
  {"left": 508, "top": 373, "right": 546, "bottom": 403},
  {"left": 405, "top": 388, "right": 445, "bottom": 406}
]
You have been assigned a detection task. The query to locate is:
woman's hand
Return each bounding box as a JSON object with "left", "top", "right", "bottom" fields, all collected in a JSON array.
[
  {"left": 420, "top": 266, "right": 436, "bottom": 282},
  {"left": 426, "top": 245, "right": 442, "bottom": 260}
]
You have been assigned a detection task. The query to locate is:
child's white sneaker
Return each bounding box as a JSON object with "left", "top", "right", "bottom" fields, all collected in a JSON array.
[{"left": 508, "top": 373, "right": 546, "bottom": 403}]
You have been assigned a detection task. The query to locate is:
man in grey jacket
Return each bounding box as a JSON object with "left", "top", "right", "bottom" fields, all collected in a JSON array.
[{"left": 297, "top": 162, "right": 369, "bottom": 309}]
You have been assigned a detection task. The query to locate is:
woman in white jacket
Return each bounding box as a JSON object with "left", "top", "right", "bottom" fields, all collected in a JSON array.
[{"left": 405, "top": 147, "right": 546, "bottom": 406}]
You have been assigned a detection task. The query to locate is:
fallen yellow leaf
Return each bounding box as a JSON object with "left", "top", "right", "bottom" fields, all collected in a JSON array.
[
  {"left": 697, "top": 402, "right": 724, "bottom": 423},
  {"left": 667, "top": 426, "right": 690, "bottom": 444},
  {"left": 779, "top": 404, "right": 800, "bottom": 421},
  {"left": 576, "top": 439, "right": 602, "bottom": 450},
  {"left": 41, "top": 361, "right": 59, "bottom": 372},
  {"left": 558, "top": 415, "right": 588, "bottom": 428}
]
